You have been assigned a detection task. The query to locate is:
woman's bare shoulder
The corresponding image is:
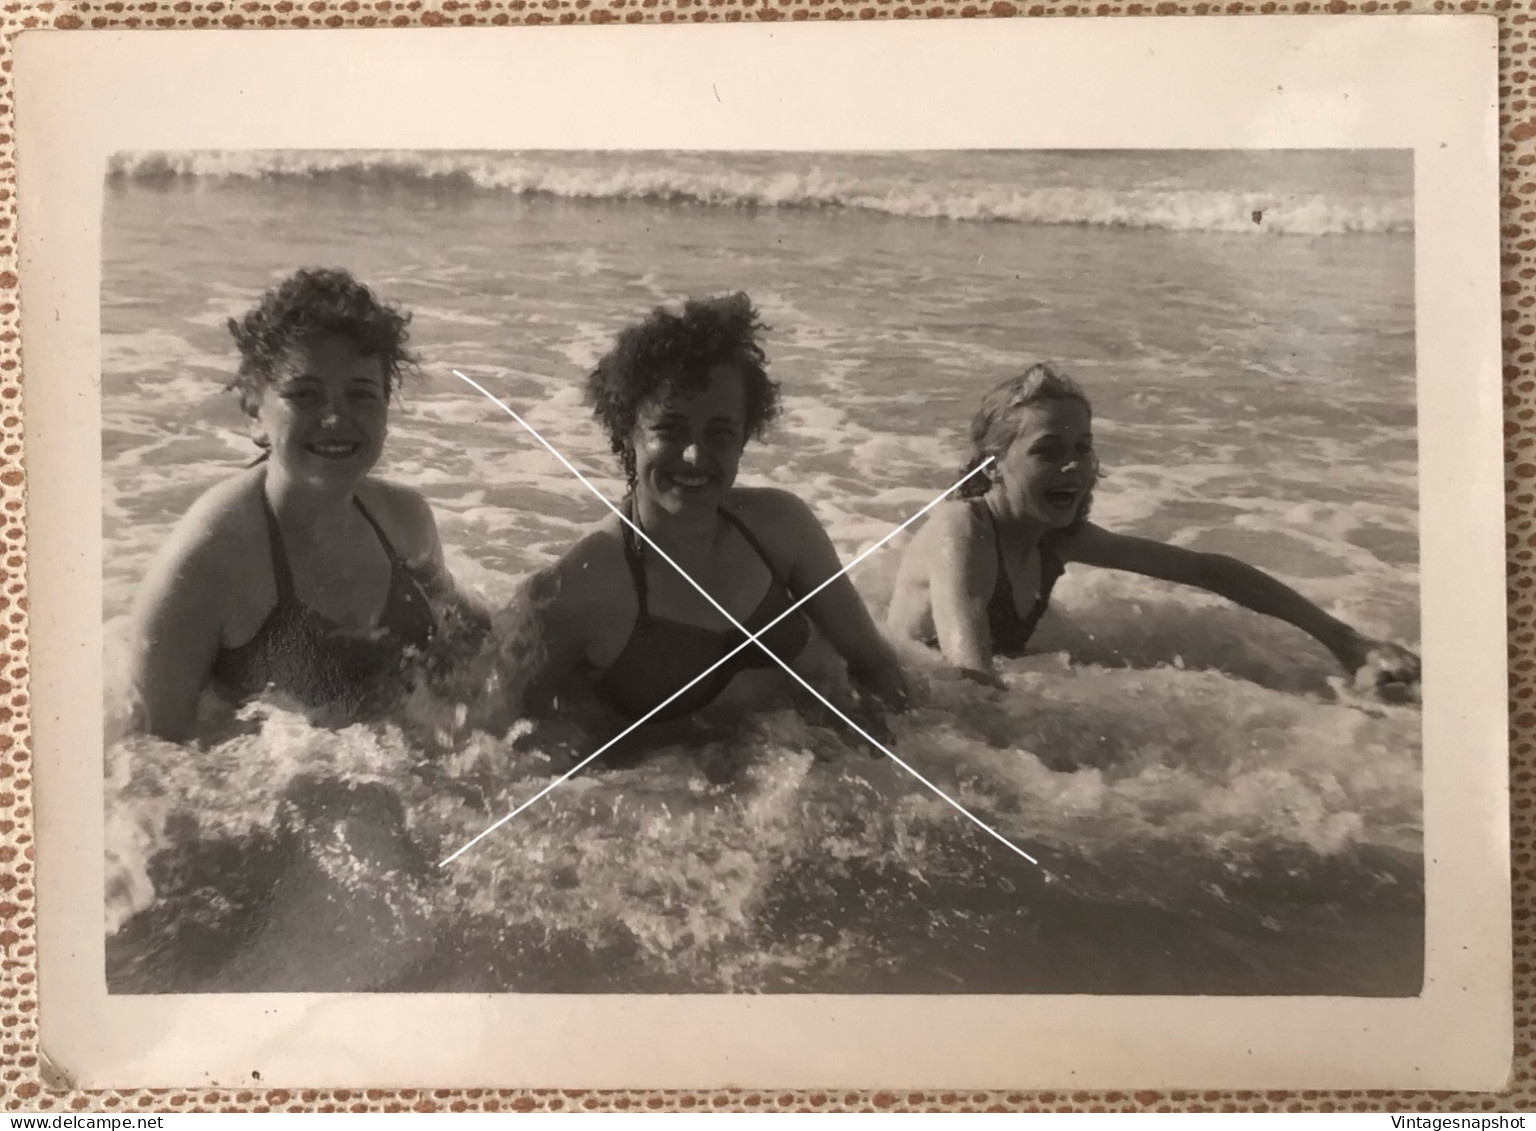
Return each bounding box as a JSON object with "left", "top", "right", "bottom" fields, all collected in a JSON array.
[
  {"left": 722, "top": 487, "right": 835, "bottom": 571},
  {"left": 532, "top": 517, "right": 631, "bottom": 605},
  {"left": 162, "top": 468, "right": 267, "bottom": 564},
  {"left": 727, "top": 485, "right": 820, "bottom": 531},
  {"left": 894, "top": 499, "right": 994, "bottom": 598},
  {"left": 911, "top": 498, "right": 987, "bottom": 550},
  {"left": 134, "top": 468, "right": 267, "bottom": 616}
]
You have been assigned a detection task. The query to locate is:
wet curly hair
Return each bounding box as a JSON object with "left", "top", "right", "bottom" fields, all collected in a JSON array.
[
  {"left": 226, "top": 267, "right": 418, "bottom": 416},
  {"left": 958, "top": 362, "right": 1097, "bottom": 530},
  {"left": 585, "top": 292, "right": 781, "bottom": 488}
]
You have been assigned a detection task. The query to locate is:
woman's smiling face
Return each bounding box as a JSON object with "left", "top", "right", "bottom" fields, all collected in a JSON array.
[
  {"left": 629, "top": 363, "right": 749, "bottom": 517},
  {"left": 255, "top": 332, "right": 390, "bottom": 487},
  {"left": 993, "top": 398, "right": 1096, "bottom": 527}
]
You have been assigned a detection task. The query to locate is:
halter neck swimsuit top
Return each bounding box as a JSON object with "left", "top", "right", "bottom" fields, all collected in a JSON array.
[
  {"left": 211, "top": 492, "right": 436, "bottom": 716},
  {"left": 975, "top": 500, "right": 1066, "bottom": 657},
  {"left": 594, "top": 507, "right": 813, "bottom": 725}
]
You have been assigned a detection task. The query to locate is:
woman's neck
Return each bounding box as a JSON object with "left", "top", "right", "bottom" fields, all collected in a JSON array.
[
  {"left": 982, "top": 490, "right": 1049, "bottom": 553},
  {"left": 631, "top": 492, "right": 724, "bottom": 561},
  {"left": 262, "top": 465, "right": 362, "bottom": 539}
]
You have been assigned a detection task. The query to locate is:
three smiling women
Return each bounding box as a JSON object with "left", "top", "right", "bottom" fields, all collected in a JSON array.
[{"left": 126, "top": 272, "right": 1420, "bottom": 749}]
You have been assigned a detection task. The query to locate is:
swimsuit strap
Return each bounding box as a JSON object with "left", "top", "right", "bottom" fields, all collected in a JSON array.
[
  {"left": 352, "top": 497, "right": 406, "bottom": 568},
  {"left": 621, "top": 504, "right": 790, "bottom": 622},
  {"left": 718, "top": 508, "right": 790, "bottom": 587},
  {"left": 972, "top": 497, "right": 1062, "bottom": 586},
  {"left": 982, "top": 501, "right": 1006, "bottom": 567},
  {"left": 259, "top": 491, "right": 298, "bottom": 602},
  {"left": 959, "top": 498, "right": 1067, "bottom": 658},
  {"left": 261, "top": 491, "right": 410, "bottom": 605},
  {"left": 1039, "top": 540, "right": 1066, "bottom": 590},
  {"left": 618, "top": 504, "right": 652, "bottom": 617},
  {"left": 970, "top": 498, "right": 1008, "bottom": 589}
]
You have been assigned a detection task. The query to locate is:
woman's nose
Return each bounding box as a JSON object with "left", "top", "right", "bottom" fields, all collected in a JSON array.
[
  {"left": 681, "top": 440, "right": 703, "bottom": 464},
  {"left": 1061, "top": 459, "right": 1080, "bottom": 473}
]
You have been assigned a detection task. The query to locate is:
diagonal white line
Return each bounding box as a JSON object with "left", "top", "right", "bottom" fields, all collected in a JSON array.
[
  {"left": 440, "top": 372, "right": 992, "bottom": 865},
  {"left": 436, "top": 432, "right": 988, "bottom": 867},
  {"left": 442, "top": 369, "right": 1038, "bottom": 868}
]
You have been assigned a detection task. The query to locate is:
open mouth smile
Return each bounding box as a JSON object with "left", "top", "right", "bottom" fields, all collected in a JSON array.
[
  {"left": 1044, "top": 486, "right": 1081, "bottom": 509},
  {"left": 666, "top": 469, "right": 715, "bottom": 491},
  {"left": 306, "top": 441, "right": 364, "bottom": 460}
]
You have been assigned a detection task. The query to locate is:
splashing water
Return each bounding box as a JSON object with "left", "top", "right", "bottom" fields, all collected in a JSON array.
[
  {"left": 101, "top": 149, "right": 1421, "bottom": 994},
  {"left": 105, "top": 587, "right": 1422, "bottom": 995}
]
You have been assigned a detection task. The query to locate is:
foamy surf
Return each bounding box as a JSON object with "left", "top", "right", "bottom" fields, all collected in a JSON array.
[
  {"left": 100, "top": 146, "right": 1421, "bottom": 995},
  {"left": 103, "top": 609, "right": 1421, "bottom": 996},
  {"left": 107, "top": 150, "right": 1414, "bottom": 237}
]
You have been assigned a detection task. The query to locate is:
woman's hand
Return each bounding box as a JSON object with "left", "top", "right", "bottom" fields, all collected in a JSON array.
[
  {"left": 793, "top": 674, "right": 895, "bottom": 755},
  {"left": 847, "top": 685, "right": 897, "bottom": 749},
  {"left": 853, "top": 658, "right": 912, "bottom": 716},
  {"left": 1337, "top": 634, "right": 1422, "bottom": 702},
  {"left": 958, "top": 665, "right": 1007, "bottom": 691}
]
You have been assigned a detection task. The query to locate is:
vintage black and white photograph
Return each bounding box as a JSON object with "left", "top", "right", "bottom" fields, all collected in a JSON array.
[
  {"left": 98, "top": 146, "right": 1425, "bottom": 997},
  {"left": 22, "top": 19, "right": 1506, "bottom": 1089}
]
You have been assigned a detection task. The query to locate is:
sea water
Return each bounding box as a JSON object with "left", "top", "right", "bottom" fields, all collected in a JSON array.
[{"left": 100, "top": 150, "right": 1421, "bottom": 994}]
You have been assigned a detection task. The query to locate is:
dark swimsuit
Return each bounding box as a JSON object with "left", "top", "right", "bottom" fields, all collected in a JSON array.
[
  {"left": 975, "top": 500, "right": 1066, "bottom": 657},
  {"left": 211, "top": 494, "right": 436, "bottom": 717},
  {"left": 594, "top": 508, "right": 813, "bottom": 725}
]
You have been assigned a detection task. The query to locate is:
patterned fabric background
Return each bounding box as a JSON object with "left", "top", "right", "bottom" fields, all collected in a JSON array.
[{"left": 1, "top": 6, "right": 1523, "bottom": 1112}]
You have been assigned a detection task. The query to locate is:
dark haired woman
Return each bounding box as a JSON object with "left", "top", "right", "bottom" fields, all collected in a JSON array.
[
  {"left": 887, "top": 363, "right": 1421, "bottom": 697},
  {"left": 126, "top": 267, "right": 458, "bottom": 741},
  {"left": 513, "top": 292, "right": 909, "bottom": 745}
]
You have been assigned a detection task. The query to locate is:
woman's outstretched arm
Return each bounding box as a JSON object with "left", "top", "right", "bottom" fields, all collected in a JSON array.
[{"left": 1057, "top": 522, "right": 1421, "bottom": 692}]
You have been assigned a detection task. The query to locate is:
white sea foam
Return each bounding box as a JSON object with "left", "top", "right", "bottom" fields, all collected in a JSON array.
[
  {"left": 108, "top": 150, "right": 1413, "bottom": 237},
  {"left": 100, "top": 148, "right": 1422, "bottom": 994}
]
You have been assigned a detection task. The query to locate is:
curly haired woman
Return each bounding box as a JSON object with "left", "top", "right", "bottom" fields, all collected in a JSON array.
[
  {"left": 509, "top": 292, "right": 909, "bottom": 750},
  {"left": 126, "top": 267, "right": 459, "bottom": 741}
]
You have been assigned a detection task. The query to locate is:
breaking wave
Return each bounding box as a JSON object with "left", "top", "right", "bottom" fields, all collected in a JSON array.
[{"left": 107, "top": 150, "right": 1412, "bottom": 237}]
